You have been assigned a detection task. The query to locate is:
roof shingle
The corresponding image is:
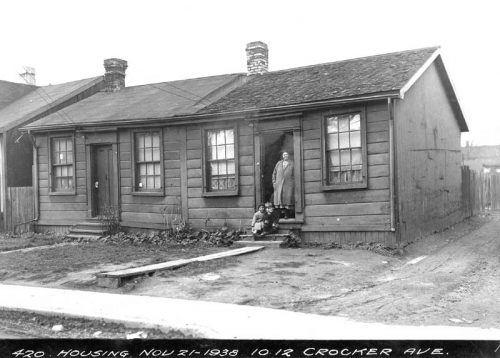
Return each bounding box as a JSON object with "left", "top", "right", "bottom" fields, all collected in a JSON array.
[
  {"left": 25, "top": 74, "right": 244, "bottom": 129},
  {"left": 199, "top": 47, "right": 439, "bottom": 114}
]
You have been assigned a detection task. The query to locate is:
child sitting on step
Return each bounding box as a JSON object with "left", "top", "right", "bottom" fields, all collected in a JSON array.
[
  {"left": 251, "top": 203, "right": 266, "bottom": 238},
  {"left": 263, "top": 202, "right": 280, "bottom": 235}
]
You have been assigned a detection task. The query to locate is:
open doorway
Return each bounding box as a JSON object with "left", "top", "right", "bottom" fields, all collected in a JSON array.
[{"left": 260, "top": 131, "right": 295, "bottom": 219}]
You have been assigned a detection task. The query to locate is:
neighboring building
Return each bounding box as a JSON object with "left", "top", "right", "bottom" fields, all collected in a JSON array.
[
  {"left": 23, "top": 44, "right": 468, "bottom": 246},
  {"left": 462, "top": 144, "right": 500, "bottom": 173},
  {"left": 0, "top": 77, "right": 105, "bottom": 230}
]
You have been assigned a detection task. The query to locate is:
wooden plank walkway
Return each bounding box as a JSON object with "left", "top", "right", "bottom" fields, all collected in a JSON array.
[{"left": 96, "top": 246, "right": 265, "bottom": 288}]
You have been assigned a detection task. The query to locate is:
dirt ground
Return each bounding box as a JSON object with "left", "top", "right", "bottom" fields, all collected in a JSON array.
[{"left": 0, "top": 213, "right": 499, "bottom": 335}]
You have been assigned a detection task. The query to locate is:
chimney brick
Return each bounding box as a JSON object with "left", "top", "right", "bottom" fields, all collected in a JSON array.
[
  {"left": 246, "top": 41, "right": 268, "bottom": 75},
  {"left": 103, "top": 58, "right": 127, "bottom": 92}
]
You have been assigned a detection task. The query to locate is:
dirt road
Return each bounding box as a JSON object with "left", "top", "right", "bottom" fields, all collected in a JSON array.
[
  {"left": 0, "top": 214, "right": 498, "bottom": 333},
  {"left": 134, "top": 214, "right": 500, "bottom": 328}
]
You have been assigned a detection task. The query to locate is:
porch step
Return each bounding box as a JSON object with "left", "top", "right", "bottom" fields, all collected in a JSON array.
[
  {"left": 234, "top": 240, "right": 283, "bottom": 248},
  {"left": 66, "top": 221, "right": 107, "bottom": 240},
  {"left": 65, "top": 233, "right": 103, "bottom": 241},
  {"left": 239, "top": 234, "right": 289, "bottom": 240}
]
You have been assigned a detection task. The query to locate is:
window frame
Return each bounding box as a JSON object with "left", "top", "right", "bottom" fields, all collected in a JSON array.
[
  {"left": 321, "top": 107, "right": 368, "bottom": 191},
  {"left": 48, "top": 133, "right": 76, "bottom": 195},
  {"left": 202, "top": 124, "right": 239, "bottom": 197},
  {"left": 131, "top": 128, "right": 165, "bottom": 196}
]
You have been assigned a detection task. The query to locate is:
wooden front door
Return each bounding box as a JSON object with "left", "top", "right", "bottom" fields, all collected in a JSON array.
[{"left": 92, "top": 145, "right": 114, "bottom": 216}]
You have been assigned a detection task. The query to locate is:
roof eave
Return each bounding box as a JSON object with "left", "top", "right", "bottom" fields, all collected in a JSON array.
[
  {"left": 22, "top": 91, "right": 400, "bottom": 132},
  {"left": 399, "top": 47, "right": 441, "bottom": 100},
  {"left": 398, "top": 49, "right": 468, "bottom": 132}
]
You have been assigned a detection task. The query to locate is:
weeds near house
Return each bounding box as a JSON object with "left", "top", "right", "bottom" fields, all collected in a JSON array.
[
  {"left": 97, "top": 205, "right": 121, "bottom": 235},
  {"left": 280, "top": 230, "right": 302, "bottom": 248}
]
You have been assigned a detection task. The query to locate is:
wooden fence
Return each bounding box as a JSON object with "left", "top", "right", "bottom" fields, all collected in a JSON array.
[
  {"left": 462, "top": 166, "right": 500, "bottom": 217},
  {"left": 5, "top": 186, "right": 35, "bottom": 233}
]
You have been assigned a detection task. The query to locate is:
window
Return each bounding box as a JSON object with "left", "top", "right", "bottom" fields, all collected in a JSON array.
[
  {"left": 50, "top": 136, "right": 74, "bottom": 192},
  {"left": 322, "top": 110, "right": 367, "bottom": 190},
  {"left": 134, "top": 131, "right": 162, "bottom": 192},
  {"left": 204, "top": 127, "right": 238, "bottom": 195}
]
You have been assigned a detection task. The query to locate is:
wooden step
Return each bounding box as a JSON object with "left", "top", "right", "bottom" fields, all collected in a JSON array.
[
  {"left": 96, "top": 246, "right": 265, "bottom": 288},
  {"left": 235, "top": 240, "right": 283, "bottom": 248},
  {"left": 70, "top": 228, "right": 106, "bottom": 235},
  {"left": 65, "top": 233, "right": 103, "bottom": 240}
]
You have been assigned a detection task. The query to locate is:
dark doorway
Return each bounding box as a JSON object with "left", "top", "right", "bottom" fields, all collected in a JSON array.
[
  {"left": 260, "top": 131, "right": 295, "bottom": 218},
  {"left": 92, "top": 145, "right": 114, "bottom": 216}
]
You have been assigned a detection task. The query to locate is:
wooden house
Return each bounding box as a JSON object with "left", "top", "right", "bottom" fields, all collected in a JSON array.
[
  {"left": 0, "top": 77, "right": 105, "bottom": 231},
  {"left": 22, "top": 44, "right": 468, "bottom": 245}
]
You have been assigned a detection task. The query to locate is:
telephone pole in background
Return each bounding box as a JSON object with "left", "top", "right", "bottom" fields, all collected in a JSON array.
[{"left": 19, "top": 66, "right": 36, "bottom": 85}]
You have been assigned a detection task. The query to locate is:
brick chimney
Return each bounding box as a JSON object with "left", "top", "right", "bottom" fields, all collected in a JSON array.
[
  {"left": 246, "top": 41, "right": 268, "bottom": 75},
  {"left": 103, "top": 58, "right": 127, "bottom": 92}
]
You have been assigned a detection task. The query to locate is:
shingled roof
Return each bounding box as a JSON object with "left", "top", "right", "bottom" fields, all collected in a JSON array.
[
  {"left": 0, "top": 80, "right": 36, "bottom": 111},
  {"left": 25, "top": 74, "right": 245, "bottom": 129},
  {"left": 198, "top": 47, "right": 440, "bottom": 114},
  {"left": 0, "top": 76, "right": 103, "bottom": 132},
  {"left": 25, "top": 46, "right": 463, "bottom": 131}
]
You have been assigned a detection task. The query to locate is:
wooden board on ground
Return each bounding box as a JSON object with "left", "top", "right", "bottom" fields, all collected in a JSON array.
[{"left": 96, "top": 246, "right": 265, "bottom": 288}]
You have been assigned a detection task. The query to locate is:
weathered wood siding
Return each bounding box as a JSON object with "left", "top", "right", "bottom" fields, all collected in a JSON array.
[
  {"left": 186, "top": 122, "right": 254, "bottom": 229},
  {"left": 37, "top": 132, "right": 88, "bottom": 224},
  {"left": 5, "top": 186, "right": 34, "bottom": 233},
  {"left": 301, "top": 103, "right": 392, "bottom": 233},
  {"left": 119, "top": 127, "right": 183, "bottom": 228},
  {"left": 394, "top": 61, "right": 463, "bottom": 242}
]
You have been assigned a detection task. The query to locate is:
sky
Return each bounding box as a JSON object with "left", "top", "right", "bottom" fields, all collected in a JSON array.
[{"left": 0, "top": 0, "right": 498, "bottom": 145}]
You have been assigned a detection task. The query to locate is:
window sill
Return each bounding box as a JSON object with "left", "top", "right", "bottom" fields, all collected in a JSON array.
[
  {"left": 321, "top": 182, "right": 367, "bottom": 191},
  {"left": 48, "top": 191, "right": 76, "bottom": 196},
  {"left": 131, "top": 191, "right": 165, "bottom": 197},
  {"left": 202, "top": 190, "right": 239, "bottom": 197}
]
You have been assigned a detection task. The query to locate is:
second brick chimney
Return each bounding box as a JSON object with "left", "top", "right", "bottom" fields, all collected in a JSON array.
[
  {"left": 246, "top": 41, "right": 268, "bottom": 75},
  {"left": 103, "top": 58, "right": 128, "bottom": 92}
]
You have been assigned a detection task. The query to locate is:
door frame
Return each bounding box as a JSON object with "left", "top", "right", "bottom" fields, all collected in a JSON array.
[
  {"left": 84, "top": 131, "right": 120, "bottom": 219},
  {"left": 253, "top": 118, "right": 304, "bottom": 223}
]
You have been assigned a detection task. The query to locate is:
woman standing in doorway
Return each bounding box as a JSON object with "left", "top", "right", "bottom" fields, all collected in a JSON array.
[{"left": 272, "top": 151, "right": 294, "bottom": 218}]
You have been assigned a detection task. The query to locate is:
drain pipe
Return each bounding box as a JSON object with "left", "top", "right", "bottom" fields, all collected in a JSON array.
[
  {"left": 388, "top": 98, "right": 396, "bottom": 233},
  {"left": 27, "top": 130, "right": 39, "bottom": 224}
]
